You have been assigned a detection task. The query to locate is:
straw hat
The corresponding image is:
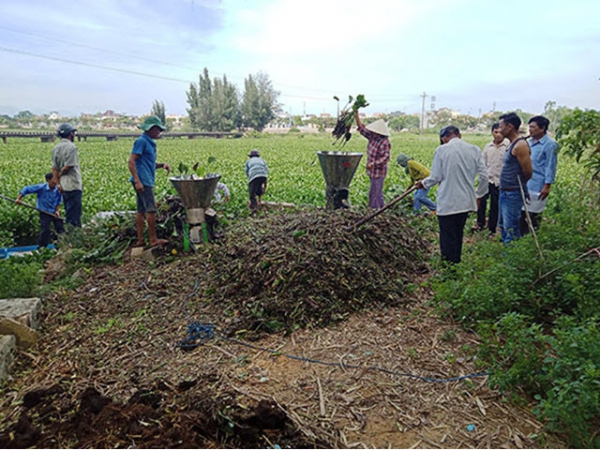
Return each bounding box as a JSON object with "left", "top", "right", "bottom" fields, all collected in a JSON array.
[{"left": 366, "top": 119, "right": 390, "bottom": 137}]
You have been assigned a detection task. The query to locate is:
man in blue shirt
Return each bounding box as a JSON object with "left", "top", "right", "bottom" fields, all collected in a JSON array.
[
  {"left": 16, "top": 173, "right": 64, "bottom": 247},
  {"left": 128, "top": 116, "right": 171, "bottom": 247},
  {"left": 520, "top": 115, "right": 558, "bottom": 235}
]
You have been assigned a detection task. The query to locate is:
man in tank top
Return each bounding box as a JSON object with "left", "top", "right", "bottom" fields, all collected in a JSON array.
[{"left": 498, "top": 112, "right": 532, "bottom": 244}]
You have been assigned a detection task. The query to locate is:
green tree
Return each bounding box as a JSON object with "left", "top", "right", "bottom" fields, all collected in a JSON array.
[
  {"left": 543, "top": 101, "right": 573, "bottom": 134},
  {"left": 211, "top": 75, "right": 240, "bottom": 131},
  {"left": 186, "top": 68, "right": 215, "bottom": 131},
  {"left": 198, "top": 68, "right": 214, "bottom": 131},
  {"left": 241, "top": 72, "right": 279, "bottom": 132},
  {"left": 186, "top": 83, "right": 200, "bottom": 130},
  {"left": 557, "top": 108, "right": 600, "bottom": 178},
  {"left": 454, "top": 114, "right": 478, "bottom": 130},
  {"left": 389, "top": 114, "right": 420, "bottom": 132},
  {"left": 513, "top": 109, "right": 534, "bottom": 128},
  {"left": 15, "top": 110, "right": 34, "bottom": 120},
  {"left": 427, "top": 109, "right": 454, "bottom": 129},
  {"left": 151, "top": 100, "right": 166, "bottom": 128}
]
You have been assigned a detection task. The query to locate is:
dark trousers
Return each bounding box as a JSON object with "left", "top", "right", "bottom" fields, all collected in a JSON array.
[
  {"left": 39, "top": 213, "right": 65, "bottom": 247},
  {"left": 438, "top": 212, "right": 469, "bottom": 264},
  {"left": 248, "top": 177, "right": 267, "bottom": 211},
  {"left": 63, "top": 190, "right": 82, "bottom": 227},
  {"left": 476, "top": 183, "right": 499, "bottom": 233},
  {"left": 519, "top": 211, "right": 540, "bottom": 236}
]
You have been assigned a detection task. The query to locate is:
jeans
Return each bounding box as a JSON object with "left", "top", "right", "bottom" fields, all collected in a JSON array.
[
  {"left": 369, "top": 176, "right": 385, "bottom": 209},
  {"left": 438, "top": 212, "right": 468, "bottom": 264},
  {"left": 476, "top": 183, "right": 499, "bottom": 233},
  {"left": 63, "top": 190, "right": 82, "bottom": 227},
  {"left": 499, "top": 190, "right": 523, "bottom": 243},
  {"left": 413, "top": 188, "right": 436, "bottom": 213}
]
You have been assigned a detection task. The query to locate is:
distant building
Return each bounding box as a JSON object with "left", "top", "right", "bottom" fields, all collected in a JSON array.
[{"left": 166, "top": 114, "right": 184, "bottom": 126}]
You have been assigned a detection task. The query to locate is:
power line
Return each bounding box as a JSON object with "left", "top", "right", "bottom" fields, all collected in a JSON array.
[
  {"left": 0, "top": 26, "right": 365, "bottom": 97},
  {"left": 0, "top": 46, "right": 195, "bottom": 84},
  {"left": 0, "top": 25, "right": 207, "bottom": 75},
  {"left": 1, "top": 26, "right": 423, "bottom": 103},
  {"left": 1, "top": 45, "right": 418, "bottom": 106}
]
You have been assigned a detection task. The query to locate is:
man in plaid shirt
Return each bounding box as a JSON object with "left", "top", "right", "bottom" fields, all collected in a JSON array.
[{"left": 354, "top": 111, "right": 391, "bottom": 208}]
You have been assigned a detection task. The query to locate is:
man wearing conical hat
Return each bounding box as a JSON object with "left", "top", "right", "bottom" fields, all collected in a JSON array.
[{"left": 354, "top": 111, "right": 391, "bottom": 209}]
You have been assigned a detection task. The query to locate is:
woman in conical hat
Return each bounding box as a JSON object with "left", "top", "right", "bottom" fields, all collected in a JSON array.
[{"left": 354, "top": 112, "right": 391, "bottom": 209}]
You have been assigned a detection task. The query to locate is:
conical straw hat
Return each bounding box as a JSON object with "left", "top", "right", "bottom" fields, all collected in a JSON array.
[{"left": 366, "top": 119, "right": 390, "bottom": 137}]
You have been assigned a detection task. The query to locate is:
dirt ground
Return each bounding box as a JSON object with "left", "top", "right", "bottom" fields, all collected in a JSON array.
[{"left": 0, "top": 262, "right": 564, "bottom": 448}]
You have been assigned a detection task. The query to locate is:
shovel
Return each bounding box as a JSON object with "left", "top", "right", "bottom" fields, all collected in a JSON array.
[
  {"left": 345, "top": 185, "right": 418, "bottom": 231},
  {"left": 0, "top": 193, "right": 61, "bottom": 219}
]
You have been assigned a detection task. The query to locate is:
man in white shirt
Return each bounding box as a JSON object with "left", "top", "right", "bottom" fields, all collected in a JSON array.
[
  {"left": 416, "top": 126, "right": 488, "bottom": 264},
  {"left": 474, "top": 122, "right": 509, "bottom": 235}
]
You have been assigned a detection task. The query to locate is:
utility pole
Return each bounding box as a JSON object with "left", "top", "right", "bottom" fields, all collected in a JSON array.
[{"left": 420, "top": 91, "right": 427, "bottom": 134}]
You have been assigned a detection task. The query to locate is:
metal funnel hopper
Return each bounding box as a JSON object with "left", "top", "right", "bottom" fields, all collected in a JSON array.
[
  {"left": 317, "top": 151, "right": 363, "bottom": 189},
  {"left": 317, "top": 151, "right": 363, "bottom": 209},
  {"left": 169, "top": 175, "right": 221, "bottom": 210}
]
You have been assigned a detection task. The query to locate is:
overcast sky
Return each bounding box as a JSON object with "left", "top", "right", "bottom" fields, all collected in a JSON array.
[{"left": 1, "top": 0, "right": 599, "bottom": 118}]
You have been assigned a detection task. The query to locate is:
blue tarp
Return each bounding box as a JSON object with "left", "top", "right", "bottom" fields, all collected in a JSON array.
[{"left": 0, "top": 244, "right": 56, "bottom": 259}]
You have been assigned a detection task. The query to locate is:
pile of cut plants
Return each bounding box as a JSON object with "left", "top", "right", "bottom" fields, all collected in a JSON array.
[{"left": 182, "top": 208, "right": 430, "bottom": 337}]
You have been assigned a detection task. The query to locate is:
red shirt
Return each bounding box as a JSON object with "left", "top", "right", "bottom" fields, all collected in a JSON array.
[{"left": 358, "top": 124, "right": 391, "bottom": 178}]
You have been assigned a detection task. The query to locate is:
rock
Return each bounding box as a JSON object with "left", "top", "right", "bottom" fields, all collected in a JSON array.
[
  {"left": 0, "top": 298, "right": 42, "bottom": 330},
  {"left": 44, "top": 252, "right": 69, "bottom": 281},
  {"left": 0, "top": 335, "right": 16, "bottom": 384},
  {"left": 0, "top": 317, "right": 39, "bottom": 349}
]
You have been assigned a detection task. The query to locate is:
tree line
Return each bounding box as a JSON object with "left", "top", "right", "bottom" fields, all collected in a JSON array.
[
  {"left": 185, "top": 68, "right": 279, "bottom": 133},
  {"left": 0, "top": 90, "right": 589, "bottom": 138}
]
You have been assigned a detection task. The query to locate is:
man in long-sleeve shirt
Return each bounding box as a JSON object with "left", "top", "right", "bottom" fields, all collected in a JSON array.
[
  {"left": 16, "top": 173, "right": 64, "bottom": 247},
  {"left": 475, "top": 122, "right": 509, "bottom": 235},
  {"left": 245, "top": 149, "right": 269, "bottom": 212},
  {"left": 519, "top": 115, "right": 558, "bottom": 235},
  {"left": 354, "top": 111, "right": 391, "bottom": 209},
  {"left": 417, "top": 126, "right": 488, "bottom": 264}
]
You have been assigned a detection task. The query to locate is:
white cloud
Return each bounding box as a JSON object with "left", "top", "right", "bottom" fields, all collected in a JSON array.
[{"left": 1, "top": 0, "right": 600, "bottom": 116}]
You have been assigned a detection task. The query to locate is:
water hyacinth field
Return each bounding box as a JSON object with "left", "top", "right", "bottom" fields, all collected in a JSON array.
[
  {"left": 0, "top": 132, "right": 471, "bottom": 244},
  {"left": 0, "top": 131, "right": 584, "bottom": 246}
]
